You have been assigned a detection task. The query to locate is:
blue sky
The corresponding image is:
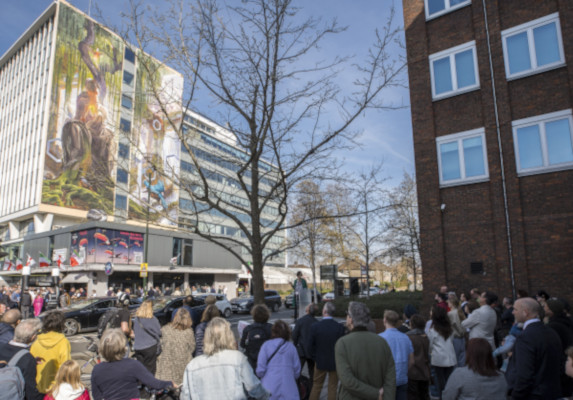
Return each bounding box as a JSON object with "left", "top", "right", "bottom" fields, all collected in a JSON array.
[{"left": 0, "top": 0, "right": 414, "bottom": 187}]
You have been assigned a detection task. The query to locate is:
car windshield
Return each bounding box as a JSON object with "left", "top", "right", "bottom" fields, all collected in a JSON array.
[
  {"left": 151, "top": 297, "right": 176, "bottom": 311},
  {"left": 67, "top": 298, "right": 100, "bottom": 310}
]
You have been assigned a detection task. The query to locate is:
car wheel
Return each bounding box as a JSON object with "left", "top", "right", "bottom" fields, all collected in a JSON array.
[
  {"left": 63, "top": 319, "right": 80, "bottom": 336},
  {"left": 223, "top": 308, "right": 232, "bottom": 318},
  {"left": 272, "top": 302, "right": 279, "bottom": 312}
]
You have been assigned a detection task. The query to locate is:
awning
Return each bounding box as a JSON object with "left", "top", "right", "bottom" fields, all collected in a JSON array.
[{"left": 61, "top": 273, "right": 90, "bottom": 284}]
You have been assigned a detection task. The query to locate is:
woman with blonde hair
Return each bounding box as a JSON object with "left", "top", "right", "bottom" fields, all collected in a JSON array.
[
  {"left": 180, "top": 317, "right": 269, "bottom": 400},
  {"left": 194, "top": 304, "right": 221, "bottom": 356},
  {"left": 448, "top": 293, "right": 466, "bottom": 367},
  {"left": 156, "top": 308, "right": 196, "bottom": 384},
  {"left": 44, "top": 360, "right": 89, "bottom": 400},
  {"left": 91, "top": 328, "right": 174, "bottom": 400},
  {"left": 132, "top": 299, "right": 162, "bottom": 374}
]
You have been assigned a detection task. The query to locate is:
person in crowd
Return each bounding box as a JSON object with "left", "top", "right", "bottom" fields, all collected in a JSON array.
[
  {"left": 536, "top": 290, "right": 550, "bottom": 309},
  {"left": 30, "top": 310, "right": 71, "bottom": 393},
  {"left": 492, "top": 323, "right": 523, "bottom": 372},
  {"left": 459, "top": 293, "right": 469, "bottom": 315},
  {"left": 335, "top": 301, "right": 396, "bottom": 400},
  {"left": 180, "top": 317, "right": 269, "bottom": 400},
  {"left": 172, "top": 295, "right": 201, "bottom": 330},
  {"left": 33, "top": 291, "right": 44, "bottom": 317},
  {"left": 114, "top": 292, "right": 132, "bottom": 339},
  {"left": 442, "top": 338, "right": 507, "bottom": 400},
  {"left": 380, "top": 310, "right": 414, "bottom": 400},
  {"left": 440, "top": 286, "right": 449, "bottom": 295},
  {"left": 241, "top": 304, "right": 273, "bottom": 370},
  {"left": 0, "top": 308, "right": 21, "bottom": 343},
  {"left": 308, "top": 302, "right": 345, "bottom": 400},
  {"left": 132, "top": 299, "right": 162, "bottom": 375},
  {"left": 500, "top": 297, "right": 515, "bottom": 336},
  {"left": 20, "top": 289, "right": 32, "bottom": 319},
  {"left": 435, "top": 293, "right": 449, "bottom": 312},
  {"left": 461, "top": 291, "right": 498, "bottom": 350},
  {"left": 399, "top": 304, "right": 417, "bottom": 333},
  {"left": 470, "top": 288, "right": 481, "bottom": 301},
  {"left": 292, "top": 271, "right": 308, "bottom": 319},
  {"left": 257, "top": 320, "right": 301, "bottom": 400},
  {"left": 91, "top": 328, "right": 174, "bottom": 400},
  {"left": 506, "top": 297, "right": 563, "bottom": 399},
  {"left": 58, "top": 290, "right": 70, "bottom": 309},
  {"left": 44, "top": 360, "right": 89, "bottom": 400},
  {"left": 194, "top": 304, "right": 220, "bottom": 357},
  {"left": 292, "top": 303, "right": 318, "bottom": 386},
  {"left": 427, "top": 304, "right": 456, "bottom": 399},
  {"left": 0, "top": 318, "right": 44, "bottom": 400},
  {"left": 106, "top": 287, "right": 114, "bottom": 297},
  {"left": 156, "top": 308, "right": 196, "bottom": 385},
  {"left": 406, "top": 314, "right": 430, "bottom": 400},
  {"left": 544, "top": 298, "right": 573, "bottom": 397},
  {"left": 447, "top": 294, "right": 466, "bottom": 367},
  {"left": 516, "top": 289, "right": 529, "bottom": 299}
]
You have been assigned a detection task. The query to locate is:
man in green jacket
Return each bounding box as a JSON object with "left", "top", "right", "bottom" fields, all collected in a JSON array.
[{"left": 335, "top": 301, "right": 396, "bottom": 400}]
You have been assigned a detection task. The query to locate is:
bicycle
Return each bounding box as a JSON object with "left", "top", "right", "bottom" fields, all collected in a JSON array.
[{"left": 79, "top": 336, "right": 101, "bottom": 382}]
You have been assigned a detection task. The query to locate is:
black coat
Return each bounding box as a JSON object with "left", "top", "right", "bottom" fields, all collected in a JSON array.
[
  {"left": 309, "top": 318, "right": 345, "bottom": 371},
  {"left": 292, "top": 313, "right": 317, "bottom": 358},
  {"left": 506, "top": 321, "right": 563, "bottom": 400},
  {"left": 0, "top": 342, "right": 44, "bottom": 400}
]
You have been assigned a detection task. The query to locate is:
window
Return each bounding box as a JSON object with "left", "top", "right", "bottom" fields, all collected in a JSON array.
[
  {"left": 513, "top": 109, "right": 573, "bottom": 175},
  {"left": 118, "top": 143, "right": 129, "bottom": 159},
  {"left": 120, "top": 118, "right": 131, "bottom": 133},
  {"left": 123, "top": 71, "right": 134, "bottom": 86},
  {"left": 173, "top": 238, "right": 193, "bottom": 266},
  {"left": 116, "top": 168, "right": 129, "bottom": 184},
  {"left": 425, "top": 0, "right": 471, "bottom": 20},
  {"left": 502, "top": 13, "right": 565, "bottom": 80},
  {"left": 121, "top": 95, "right": 133, "bottom": 110},
  {"left": 124, "top": 47, "right": 136, "bottom": 63},
  {"left": 115, "top": 194, "right": 128, "bottom": 210},
  {"left": 436, "top": 128, "right": 489, "bottom": 186},
  {"left": 429, "top": 41, "right": 479, "bottom": 100}
]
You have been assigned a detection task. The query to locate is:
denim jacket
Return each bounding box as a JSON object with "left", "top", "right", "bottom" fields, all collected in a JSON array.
[{"left": 180, "top": 349, "right": 269, "bottom": 400}]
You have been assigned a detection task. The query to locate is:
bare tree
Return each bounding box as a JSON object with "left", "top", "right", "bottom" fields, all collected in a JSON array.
[{"left": 116, "top": 0, "right": 405, "bottom": 304}]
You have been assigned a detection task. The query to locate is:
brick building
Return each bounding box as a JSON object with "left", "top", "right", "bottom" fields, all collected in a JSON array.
[{"left": 402, "top": 0, "right": 573, "bottom": 302}]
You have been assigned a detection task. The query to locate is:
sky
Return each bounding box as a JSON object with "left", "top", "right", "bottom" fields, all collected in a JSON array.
[{"left": 0, "top": 0, "right": 414, "bottom": 188}]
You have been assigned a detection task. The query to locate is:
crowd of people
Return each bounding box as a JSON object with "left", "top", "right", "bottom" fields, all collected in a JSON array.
[{"left": 2, "top": 281, "right": 573, "bottom": 400}]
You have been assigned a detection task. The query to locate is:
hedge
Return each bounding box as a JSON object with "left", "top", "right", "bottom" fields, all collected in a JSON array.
[{"left": 325, "top": 291, "right": 423, "bottom": 319}]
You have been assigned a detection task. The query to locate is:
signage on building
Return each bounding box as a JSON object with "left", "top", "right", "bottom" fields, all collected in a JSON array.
[
  {"left": 140, "top": 263, "right": 148, "bottom": 278},
  {"left": 52, "top": 248, "right": 67, "bottom": 262},
  {"left": 320, "top": 264, "right": 338, "bottom": 280},
  {"left": 104, "top": 262, "right": 113, "bottom": 276}
]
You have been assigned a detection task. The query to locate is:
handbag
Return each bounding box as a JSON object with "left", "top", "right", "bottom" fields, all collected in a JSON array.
[{"left": 136, "top": 317, "right": 162, "bottom": 355}]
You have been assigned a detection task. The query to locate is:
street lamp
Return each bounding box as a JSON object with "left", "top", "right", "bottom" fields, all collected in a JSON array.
[{"left": 142, "top": 158, "right": 154, "bottom": 298}]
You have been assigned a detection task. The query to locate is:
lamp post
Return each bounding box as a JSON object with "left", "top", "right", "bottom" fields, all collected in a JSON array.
[
  {"left": 52, "top": 265, "right": 60, "bottom": 300},
  {"left": 142, "top": 163, "right": 152, "bottom": 298}
]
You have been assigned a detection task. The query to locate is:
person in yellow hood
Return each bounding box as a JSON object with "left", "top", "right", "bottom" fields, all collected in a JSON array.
[{"left": 30, "top": 310, "right": 71, "bottom": 393}]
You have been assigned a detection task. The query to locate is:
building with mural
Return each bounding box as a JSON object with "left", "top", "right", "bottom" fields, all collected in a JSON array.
[{"left": 0, "top": 1, "right": 285, "bottom": 295}]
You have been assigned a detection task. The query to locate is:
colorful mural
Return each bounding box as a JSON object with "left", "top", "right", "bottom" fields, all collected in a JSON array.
[
  {"left": 42, "top": 3, "right": 123, "bottom": 214},
  {"left": 128, "top": 57, "right": 182, "bottom": 226},
  {"left": 71, "top": 228, "right": 144, "bottom": 265}
]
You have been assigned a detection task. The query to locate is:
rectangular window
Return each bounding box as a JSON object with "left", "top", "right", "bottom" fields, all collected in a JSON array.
[
  {"left": 120, "top": 118, "right": 131, "bottom": 133},
  {"left": 513, "top": 109, "right": 573, "bottom": 175},
  {"left": 430, "top": 41, "right": 479, "bottom": 100},
  {"left": 118, "top": 143, "right": 130, "bottom": 159},
  {"left": 436, "top": 128, "right": 489, "bottom": 186},
  {"left": 116, "top": 168, "right": 129, "bottom": 184},
  {"left": 115, "top": 194, "right": 128, "bottom": 210},
  {"left": 425, "top": 0, "right": 471, "bottom": 20},
  {"left": 124, "top": 47, "right": 136, "bottom": 63},
  {"left": 123, "top": 70, "right": 134, "bottom": 86},
  {"left": 121, "top": 95, "right": 133, "bottom": 110},
  {"left": 502, "top": 13, "right": 565, "bottom": 80}
]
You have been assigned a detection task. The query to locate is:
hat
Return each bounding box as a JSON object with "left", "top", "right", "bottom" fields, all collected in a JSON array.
[
  {"left": 546, "top": 298, "right": 565, "bottom": 317},
  {"left": 403, "top": 304, "right": 417, "bottom": 318}
]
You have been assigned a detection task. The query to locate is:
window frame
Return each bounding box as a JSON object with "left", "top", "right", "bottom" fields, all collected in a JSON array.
[
  {"left": 115, "top": 194, "right": 128, "bottom": 210},
  {"left": 502, "top": 13, "right": 565, "bottom": 81},
  {"left": 429, "top": 41, "right": 480, "bottom": 101},
  {"left": 512, "top": 109, "right": 573, "bottom": 176},
  {"left": 425, "top": 0, "right": 471, "bottom": 21},
  {"left": 436, "top": 127, "right": 489, "bottom": 187}
]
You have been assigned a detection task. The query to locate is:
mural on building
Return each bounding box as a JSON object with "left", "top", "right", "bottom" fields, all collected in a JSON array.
[
  {"left": 71, "top": 228, "right": 144, "bottom": 265},
  {"left": 128, "top": 56, "right": 182, "bottom": 226},
  {"left": 42, "top": 3, "right": 123, "bottom": 214}
]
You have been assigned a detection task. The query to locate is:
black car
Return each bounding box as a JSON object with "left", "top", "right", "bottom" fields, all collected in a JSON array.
[
  {"left": 284, "top": 290, "right": 322, "bottom": 308},
  {"left": 43, "top": 297, "right": 141, "bottom": 336},
  {"left": 150, "top": 296, "right": 207, "bottom": 326},
  {"left": 230, "top": 290, "right": 282, "bottom": 313}
]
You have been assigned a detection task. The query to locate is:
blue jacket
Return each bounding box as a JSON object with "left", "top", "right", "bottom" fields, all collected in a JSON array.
[
  {"left": 309, "top": 318, "right": 345, "bottom": 371},
  {"left": 0, "top": 322, "right": 14, "bottom": 344},
  {"left": 257, "top": 338, "right": 300, "bottom": 400}
]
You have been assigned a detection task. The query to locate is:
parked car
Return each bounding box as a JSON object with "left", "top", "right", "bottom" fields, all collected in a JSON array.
[
  {"left": 360, "top": 287, "right": 382, "bottom": 297},
  {"left": 230, "top": 290, "right": 282, "bottom": 313},
  {"left": 149, "top": 296, "right": 207, "bottom": 326},
  {"left": 195, "top": 293, "right": 233, "bottom": 318},
  {"left": 41, "top": 297, "right": 140, "bottom": 336},
  {"left": 323, "top": 289, "right": 351, "bottom": 302},
  {"left": 284, "top": 289, "right": 322, "bottom": 308}
]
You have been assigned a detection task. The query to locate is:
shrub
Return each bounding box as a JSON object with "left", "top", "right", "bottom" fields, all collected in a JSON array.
[{"left": 326, "top": 291, "right": 423, "bottom": 319}]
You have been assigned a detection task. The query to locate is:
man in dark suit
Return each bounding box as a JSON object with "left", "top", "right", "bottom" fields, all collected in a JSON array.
[
  {"left": 506, "top": 297, "right": 563, "bottom": 399},
  {"left": 292, "top": 303, "right": 318, "bottom": 385},
  {"left": 308, "top": 302, "right": 345, "bottom": 400}
]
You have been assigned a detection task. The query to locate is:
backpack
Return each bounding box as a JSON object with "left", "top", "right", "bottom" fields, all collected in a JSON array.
[
  {"left": 244, "top": 324, "right": 270, "bottom": 367},
  {"left": 0, "top": 349, "right": 28, "bottom": 400},
  {"left": 97, "top": 308, "right": 122, "bottom": 338}
]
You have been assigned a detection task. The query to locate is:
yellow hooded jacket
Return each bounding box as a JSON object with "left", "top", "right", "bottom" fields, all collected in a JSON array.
[{"left": 30, "top": 331, "right": 71, "bottom": 393}]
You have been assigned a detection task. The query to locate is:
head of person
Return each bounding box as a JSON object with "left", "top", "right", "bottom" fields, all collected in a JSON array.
[
  {"left": 409, "top": 314, "right": 426, "bottom": 331},
  {"left": 271, "top": 320, "right": 291, "bottom": 341},
  {"left": 536, "top": 290, "right": 550, "bottom": 302},
  {"left": 203, "top": 317, "right": 236, "bottom": 356},
  {"left": 544, "top": 298, "right": 565, "bottom": 319},
  {"left": 448, "top": 293, "right": 460, "bottom": 309},
  {"left": 184, "top": 295, "right": 194, "bottom": 307},
  {"left": 383, "top": 310, "right": 400, "bottom": 329},
  {"left": 435, "top": 292, "right": 447, "bottom": 303},
  {"left": 466, "top": 338, "right": 499, "bottom": 377},
  {"left": 403, "top": 304, "right": 417, "bottom": 321},
  {"left": 13, "top": 318, "right": 42, "bottom": 345},
  {"left": 566, "top": 347, "right": 573, "bottom": 379},
  {"left": 516, "top": 289, "right": 528, "bottom": 299},
  {"left": 296, "top": 271, "right": 302, "bottom": 279},
  {"left": 513, "top": 297, "right": 541, "bottom": 323},
  {"left": 171, "top": 308, "right": 192, "bottom": 330},
  {"left": 48, "top": 360, "right": 82, "bottom": 396},
  {"left": 99, "top": 328, "right": 127, "bottom": 362},
  {"left": 460, "top": 292, "right": 468, "bottom": 302},
  {"left": 306, "top": 303, "right": 319, "bottom": 316},
  {"left": 2, "top": 309, "right": 21, "bottom": 327},
  {"left": 251, "top": 304, "right": 270, "bottom": 323},
  {"left": 440, "top": 285, "right": 448, "bottom": 294},
  {"left": 43, "top": 310, "right": 65, "bottom": 333},
  {"left": 479, "top": 291, "right": 498, "bottom": 306},
  {"left": 431, "top": 304, "right": 453, "bottom": 340},
  {"left": 322, "top": 302, "right": 335, "bottom": 317},
  {"left": 201, "top": 304, "right": 220, "bottom": 323},
  {"left": 347, "top": 301, "right": 371, "bottom": 330},
  {"left": 135, "top": 300, "right": 154, "bottom": 319},
  {"left": 470, "top": 288, "right": 480, "bottom": 299},
  {"left": 117, "top": 292, "right": 130, "bottom": 309},
  {"left": 503, "top": 297, "right": 513, "bottom": 308}
]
